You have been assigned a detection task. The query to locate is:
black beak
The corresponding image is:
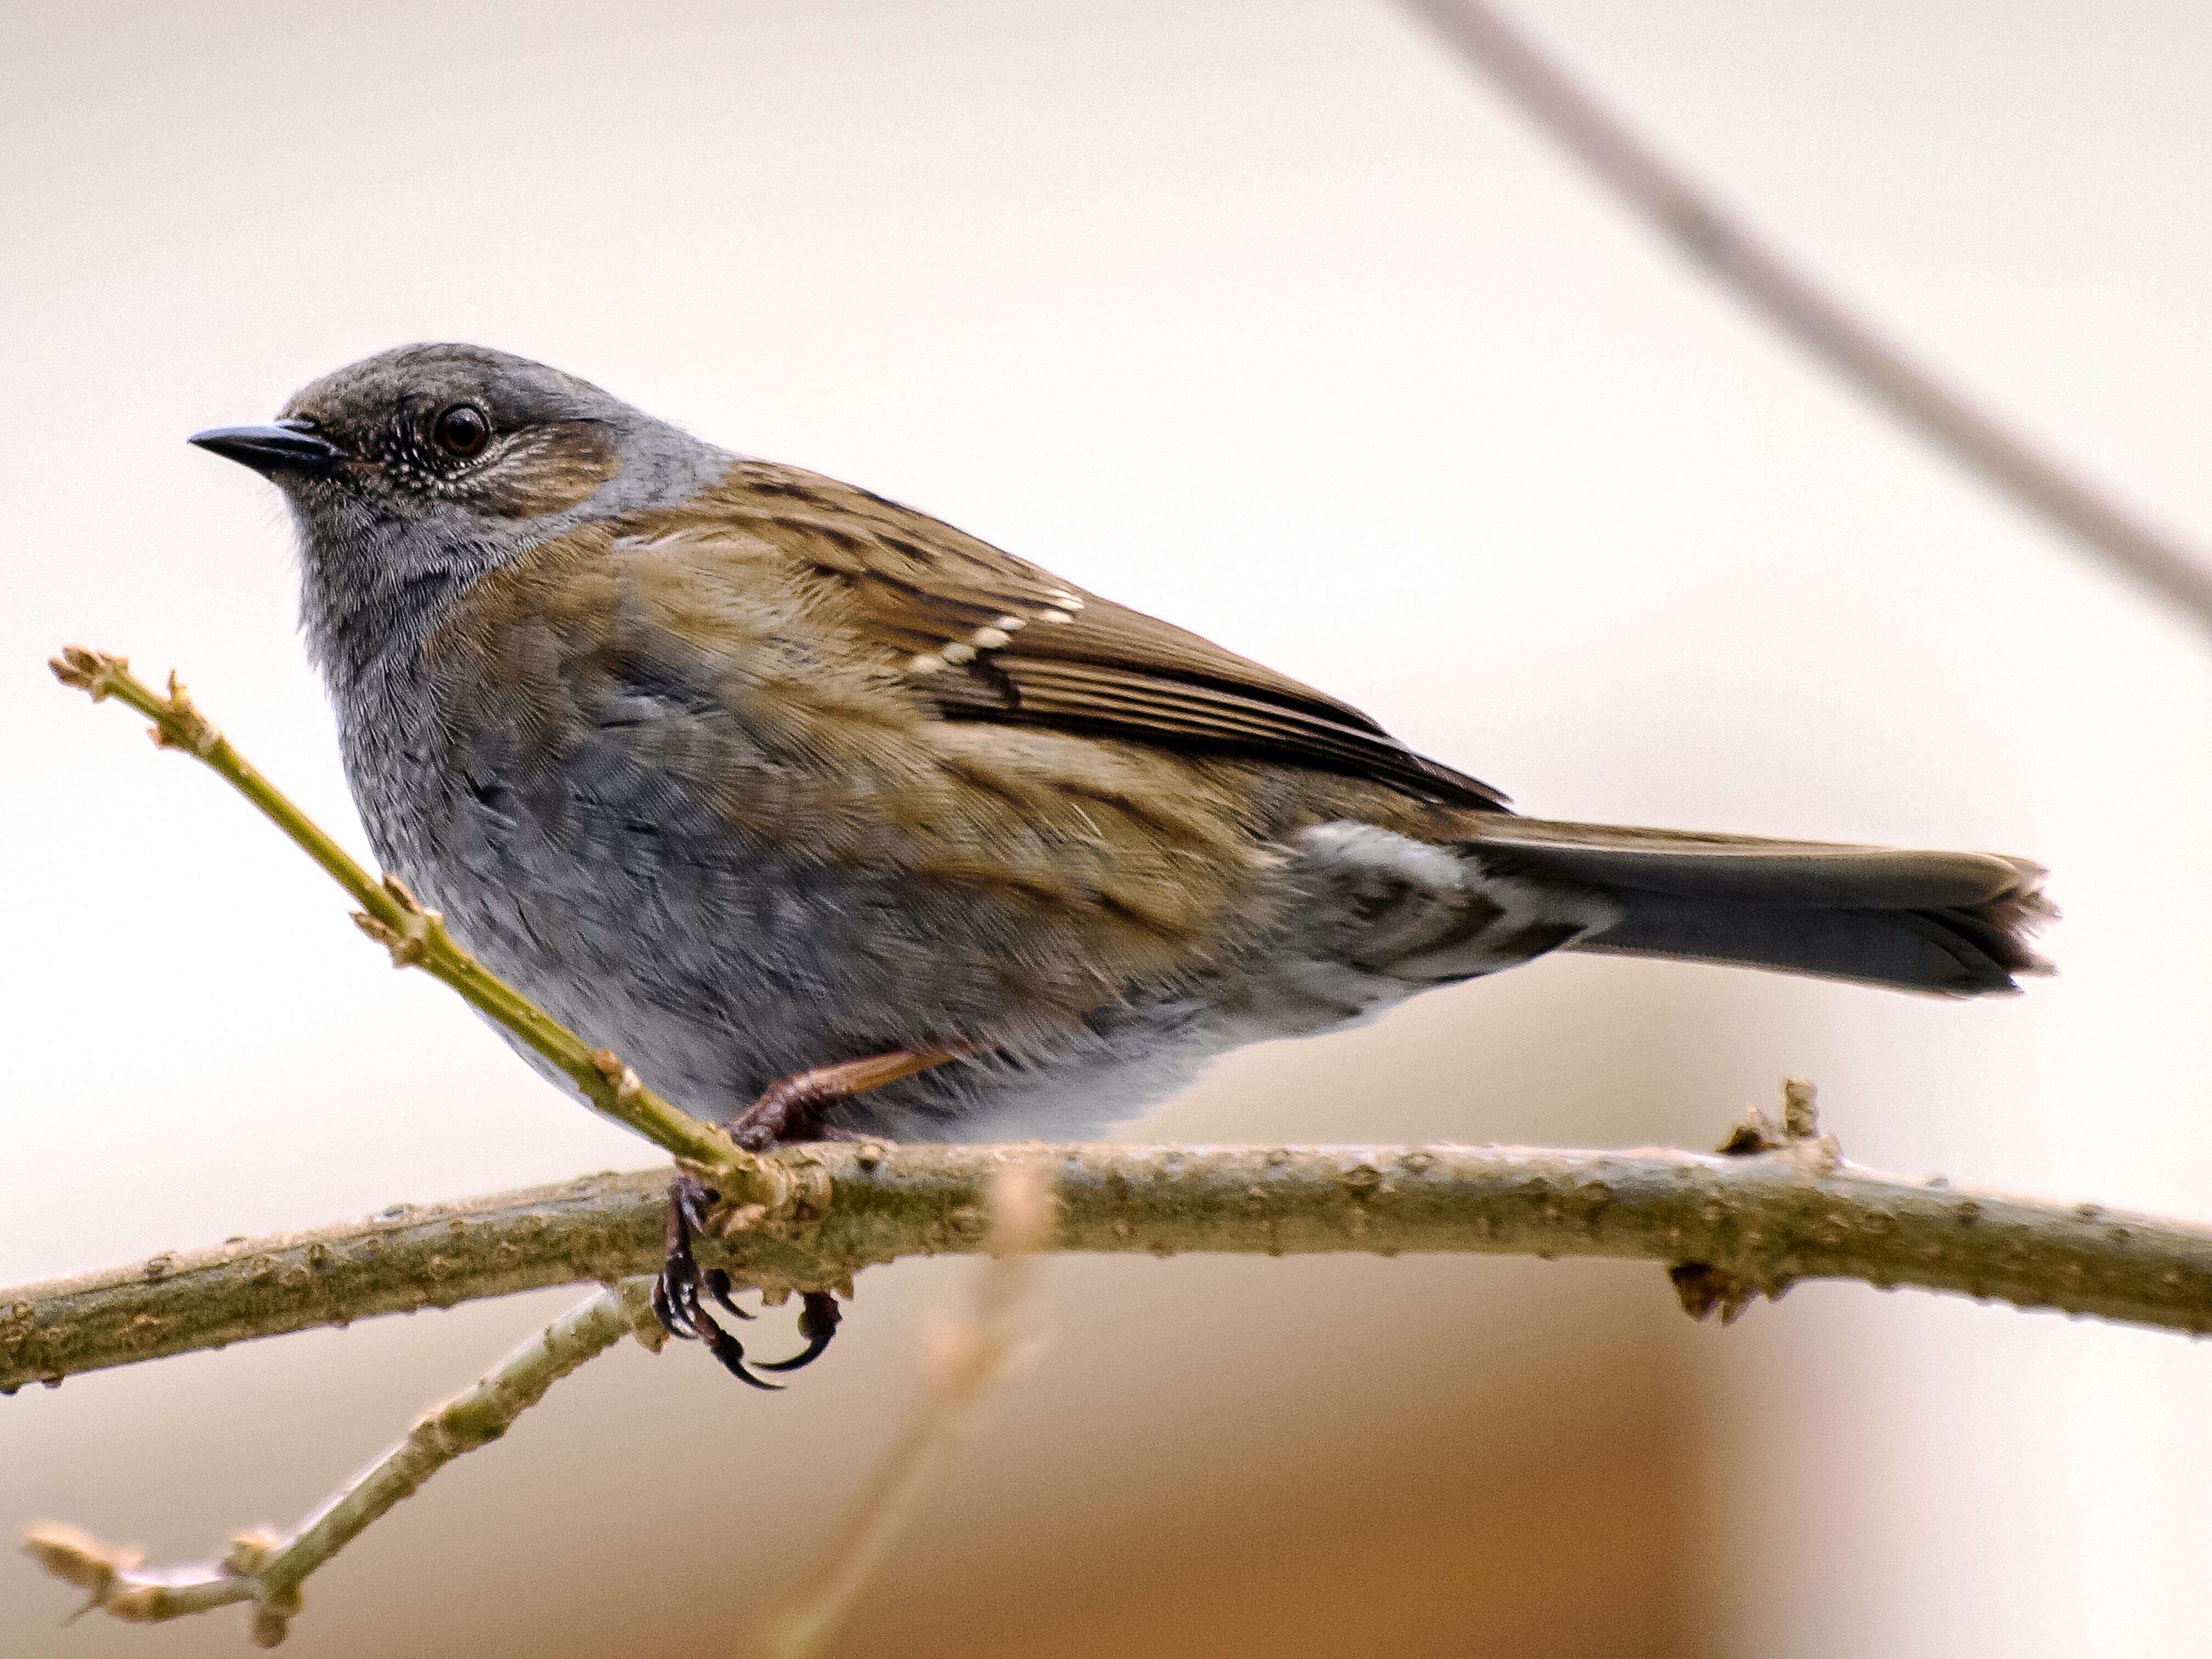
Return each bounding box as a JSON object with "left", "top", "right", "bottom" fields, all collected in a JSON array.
[{"left": 188, "top": 419, "right": 349, "bottom": 477}]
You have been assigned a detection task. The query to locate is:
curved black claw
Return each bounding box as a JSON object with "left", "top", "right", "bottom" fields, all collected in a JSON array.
[
  {"left": 755, "top": 1289, "right": 844, "bottom": 1373},
  {"left": 653, "top": 1176, "right": 781, "bottom": 1391},
  {"left": 703, "top": 1267, "right": 755, "bottom": 1322}
]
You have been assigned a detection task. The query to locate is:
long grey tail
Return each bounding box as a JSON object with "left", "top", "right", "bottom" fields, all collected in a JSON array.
[{"left": 1464, "top": 818, "right": 2053, "bottom": 996}]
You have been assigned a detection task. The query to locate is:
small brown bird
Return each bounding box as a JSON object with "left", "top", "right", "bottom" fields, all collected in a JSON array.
[{"left": 191, "top": 343, "right": 2051, "bottom": 1381}]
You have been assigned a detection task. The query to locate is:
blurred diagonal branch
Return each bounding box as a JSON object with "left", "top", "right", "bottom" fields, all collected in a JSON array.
[
  {"left": 10, "top": 1111, "right": 2212, "bottom": 1396},
  {"left": 761, "top": 1160, "right": 1052, "bottom": 1659},
  {"left": 22, "top": 1280, "right": 656, "bottom": 1647},
  {"left": 1398, "top": 0, "right": 2212, "bottom": 635}
]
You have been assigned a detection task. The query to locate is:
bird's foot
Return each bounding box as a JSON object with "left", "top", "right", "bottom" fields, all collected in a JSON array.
[
  {"left": 656, "top": 1042, "right": 978, "bottom": 1382},
  {"left": 651, "top": 1173, "right": 842, "bottom": 1388}
]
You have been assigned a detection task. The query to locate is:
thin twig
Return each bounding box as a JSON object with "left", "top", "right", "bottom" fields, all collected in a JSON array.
[
  {"left": 22, "top": 1279, "right": 657, "bottom": 1646},
  {"left": 1397, "top": 0, "right": 2212, "bottom": 634},
  {"left": 46, "top": 647, "right": 792, "bottom": 1208},
  {"left": 761, "top": 1161, "right": 1053, "bottom": 1659},
  {"left": 10, "top": 1101, "right": 2212, "bottom": 1395}
]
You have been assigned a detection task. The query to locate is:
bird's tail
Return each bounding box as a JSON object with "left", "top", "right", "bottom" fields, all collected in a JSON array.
[{"left": 1462, "top": 817, "right": 2053, "bottom": 996}]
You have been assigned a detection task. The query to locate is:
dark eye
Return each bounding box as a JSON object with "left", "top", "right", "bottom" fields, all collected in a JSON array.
[{"left": 433, "top": 403, "right": 489, "bottom": 458}]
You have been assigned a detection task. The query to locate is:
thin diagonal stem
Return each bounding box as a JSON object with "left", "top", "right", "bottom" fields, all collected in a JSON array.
[
  {"left": 23, "top": 1280, "right": 653, "bottom": 1646},
  {"left": 47, "top": 647, "right": 788, "bottom": 1203},
  {"left": 761, "top": 1161, "right": 1052, "bottom": 1658}
]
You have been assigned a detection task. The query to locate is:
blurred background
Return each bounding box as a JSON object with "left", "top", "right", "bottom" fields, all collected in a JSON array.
[{"left": 4, "top": 2, "right": 2210, "bottom": 1653}]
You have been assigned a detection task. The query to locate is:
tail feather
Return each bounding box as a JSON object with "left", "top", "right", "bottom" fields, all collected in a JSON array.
[{"left": 1462, "top": 818, "right": 2053, "bottom": 996}]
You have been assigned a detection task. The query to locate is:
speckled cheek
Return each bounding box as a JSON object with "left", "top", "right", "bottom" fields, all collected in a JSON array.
[{"left": 476, "top": 424, "right": 624, "bottom": 519}]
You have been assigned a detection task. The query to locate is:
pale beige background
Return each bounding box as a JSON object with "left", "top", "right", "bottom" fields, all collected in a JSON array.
[{"left": 4, "top": 3, "right": 2210, "bottom": 1655}]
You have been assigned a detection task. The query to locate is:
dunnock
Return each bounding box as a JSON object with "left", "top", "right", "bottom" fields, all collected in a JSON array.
[{"left": 192, "top": 342, "right": 2049, "bottom": 1379}]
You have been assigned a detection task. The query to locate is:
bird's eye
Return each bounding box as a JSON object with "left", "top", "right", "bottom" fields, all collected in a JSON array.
[{"left": 433, "top": 403, "right": 490, "bottom": 458}]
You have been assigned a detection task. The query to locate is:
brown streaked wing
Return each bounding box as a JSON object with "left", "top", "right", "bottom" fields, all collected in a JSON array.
[{"left": 711, "top": 461, "right": 1509, "bottom": 809}]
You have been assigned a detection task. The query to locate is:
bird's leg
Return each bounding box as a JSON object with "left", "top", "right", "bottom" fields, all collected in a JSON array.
[
  {"left": 727, "top": 1043, "right": 974, "bottom": 1150},
  {"left": 654, "top": 1042, "right": 975, "bottom": 1383}
]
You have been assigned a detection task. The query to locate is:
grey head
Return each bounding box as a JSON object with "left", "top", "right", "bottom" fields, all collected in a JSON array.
[{"left": 190, "top": 343, "right": 729, "bottom": 685}]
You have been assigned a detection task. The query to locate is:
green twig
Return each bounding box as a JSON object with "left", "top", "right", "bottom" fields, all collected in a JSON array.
[{"left": 47, "top": 646, "right": 779, "bottom": 1201}]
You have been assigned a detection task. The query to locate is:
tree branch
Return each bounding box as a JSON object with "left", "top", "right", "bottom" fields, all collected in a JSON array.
[
  {"left": 1397, "top": 0, "right": 2212, "bottom": 635},
  {"left": 10, "top": 1094, "right": 2211, "bottom": 1396},
  {"left": 35, "top": 646, "right": 2212, "bottom": 1644}
]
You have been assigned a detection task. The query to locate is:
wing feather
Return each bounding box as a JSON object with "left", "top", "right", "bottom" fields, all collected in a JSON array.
[{"left": 699, "top": 461, "right": 1507, "bottom": 808}]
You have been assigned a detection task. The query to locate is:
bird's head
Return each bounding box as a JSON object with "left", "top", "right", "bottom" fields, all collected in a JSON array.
[{"left": 191, "top": 342, "right": 726, "bottom": 673}]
